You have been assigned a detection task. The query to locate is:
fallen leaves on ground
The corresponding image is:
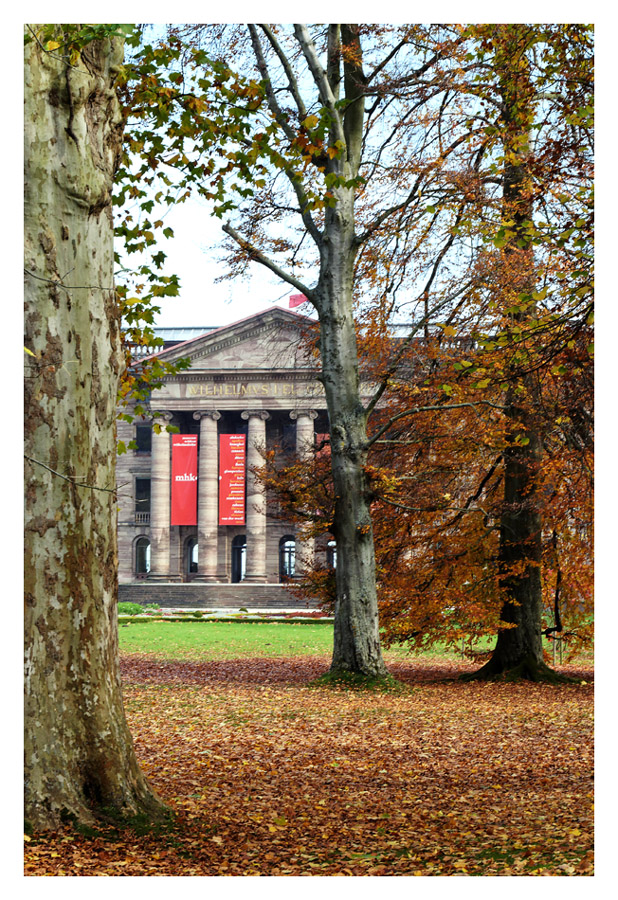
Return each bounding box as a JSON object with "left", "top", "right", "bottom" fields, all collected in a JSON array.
[{"left": 24, "top": 655, "right": 593, "bottom": 876}]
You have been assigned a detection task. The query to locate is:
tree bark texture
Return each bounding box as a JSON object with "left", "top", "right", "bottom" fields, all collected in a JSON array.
[
  {"left": 24, "top": 27, "right": 165, "bottom": 829},
  {"left": 317, "top": 200, "right": 387, "bottom": 679},
  {"left": 472, "top": 26, "right": 550, "bottom": 679},
  {"left": 313, "top": 27, "right": 388, "bottom": 678}
]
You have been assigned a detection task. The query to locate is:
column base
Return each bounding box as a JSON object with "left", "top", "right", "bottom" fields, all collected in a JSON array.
[
  {"left": 243, "top": 575, "right": 269, "bottom": 584},
  {"left": 191, "top": 574, "right": 221, "bottom": 583},
  {"left": 147, "top": 573, "right": 183, "bottom": 582}
]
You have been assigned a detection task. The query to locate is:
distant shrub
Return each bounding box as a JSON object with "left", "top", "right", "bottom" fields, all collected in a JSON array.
[{"left": 117, "top": 602, "right": 144, "bottom": 616}]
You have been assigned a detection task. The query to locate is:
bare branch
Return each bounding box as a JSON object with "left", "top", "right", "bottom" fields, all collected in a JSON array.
[
  {"left": 248, "top": 26, "right": 297, "bottom": 144},
  {"left": 222, "top": 221, "right": 316, "bottom": 303},
  {"left": 366, "top": 400, "right": 505, "bottom": 448},
  {"left": 24, "top": 455, "right": 125, "bottom": 494},
  {"left": 293, "top": 24, "right": 346, "bottom": 147},
  {"left": 259, "top": 25, "right": 308, "bottom": 121}
]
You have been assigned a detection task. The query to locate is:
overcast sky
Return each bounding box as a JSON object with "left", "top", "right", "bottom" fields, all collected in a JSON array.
[{"left": 139, "top": 194, "right": 311, "bottom": 330}]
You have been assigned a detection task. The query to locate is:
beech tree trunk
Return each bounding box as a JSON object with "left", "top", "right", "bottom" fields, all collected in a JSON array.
[
  {"left": 312, "top": 25, "right": 388, "bottom": 679},
  {"left": 468, "top": 26, "right": 561, "bottom": 681},
  {"left": 24, "top": 26, "right": 166, "bottom": 829},
  {"left": 224, "top": 24, "right": 389, "bottom": 678},
  {"left": 317, "top": 191, "right": 388, "bottom": 679},
  {"left": 479, "top": 380, "right": 546, "bottom": 677}
]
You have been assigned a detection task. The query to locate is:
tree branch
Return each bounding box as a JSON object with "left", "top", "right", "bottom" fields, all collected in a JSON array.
[
  {"left": 24, "top": 455, "right": 125, "bottom": 494},
  {"left": 245, "top": 27, "right": 321, "bottom": 246},
  {"left": 364, "top": 278, "right": 474, "bottom": 418},
  {"left": 293, "top": 24, "right": 346, "bottom": 147},
  {"left": 222, "top": 221, "right": 316, "bottom": 302},
  {"left": 259, "top": 25, "right": 308, "bottom": 122},
  {"left": 366, "top": 400, "right": 505, "bottom": 448}
]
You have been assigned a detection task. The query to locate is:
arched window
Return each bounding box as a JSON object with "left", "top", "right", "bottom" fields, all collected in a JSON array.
[
  {"left": 327, "top": 540, "right": 337, "bottom": 570},
  {"left": 231, "top": 535, "right": 246, "bottom": 583},
  {"left": 279, "top": 535, "right": 296, "bottom": 581},
  {"left": 135, "top": 537, "right": 150, "bottom": 576},
  {"left": 186, "top": 537, "right": 198, "bottom": 575}
]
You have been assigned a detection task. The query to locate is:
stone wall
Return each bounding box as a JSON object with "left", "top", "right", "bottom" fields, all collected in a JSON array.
[{"left": 118, "top": 582, "right": 318, "bottom": 609}]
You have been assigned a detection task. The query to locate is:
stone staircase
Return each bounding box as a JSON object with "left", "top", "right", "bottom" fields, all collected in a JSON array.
[{"left": 119, "top": 582, "right": 317, "bottom": 610}]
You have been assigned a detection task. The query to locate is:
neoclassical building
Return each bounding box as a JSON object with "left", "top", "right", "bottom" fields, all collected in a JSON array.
[{"left": 116, "top": 307, "right": 331, "bottom": 607}]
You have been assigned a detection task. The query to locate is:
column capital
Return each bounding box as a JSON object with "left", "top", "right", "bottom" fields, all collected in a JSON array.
[
  {"left": 151, "top": 410, "right": 175, "bottom": 425},
  {"left": 241, "top": 409, "right": 271, "bottom": 421},
  {"left": 290, "top": 409, "right": 318, "bottom": 421},
  {"left": 193, "top": 410, "right": 221, "bottom": 422}
]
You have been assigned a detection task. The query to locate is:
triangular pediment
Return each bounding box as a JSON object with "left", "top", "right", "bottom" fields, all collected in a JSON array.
[{"left": 150, "top": 307, "right": 316, "bottom": 373}]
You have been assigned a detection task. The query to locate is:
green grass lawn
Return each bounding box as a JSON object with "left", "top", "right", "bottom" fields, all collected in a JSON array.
[
  {"left": 117, "top": 620, "right": 591, "bottom": 664},
  {"left": 117, "top": 620, "right": 484, "bottom": 661},
  {"left": 118, "top": 621, "right": 336, "bottom": 660}
]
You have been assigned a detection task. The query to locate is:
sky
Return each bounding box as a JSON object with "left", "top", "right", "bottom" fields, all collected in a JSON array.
[{"left": 133, "top": 192, "right": 312, "bottom": 330}]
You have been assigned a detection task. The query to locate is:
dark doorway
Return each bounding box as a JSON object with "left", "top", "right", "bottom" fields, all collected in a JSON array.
[
  {"left": 231, "top": 535, "right": 246, "bottom": 583},
  {"left": 279, "top": 535, "right": 296, "bottom": 582},
  {"left": 186, "top": 537, "right": 198, "bottom": 578}
]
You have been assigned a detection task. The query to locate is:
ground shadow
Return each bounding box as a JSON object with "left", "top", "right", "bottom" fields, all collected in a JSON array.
[{"left": 120, "top": 655, "right": 594, "bottom": 687}]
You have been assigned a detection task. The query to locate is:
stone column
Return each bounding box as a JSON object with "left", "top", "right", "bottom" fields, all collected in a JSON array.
[
  {"left": 241, "top": 410, "right": 270, "bottom": 582},
  {"left": 148, "top": 412, "right": 180, "bottom": 580},
  {"left": 193, "top": 410, "right": 221, "bottom": 581},
  {"left": 290, "top": 410, "right": 318, "bottom": 576}
]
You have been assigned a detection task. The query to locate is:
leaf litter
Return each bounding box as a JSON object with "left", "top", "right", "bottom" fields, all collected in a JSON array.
[{"left": 24, "top": 654, "right": 593, "bottom": 876}]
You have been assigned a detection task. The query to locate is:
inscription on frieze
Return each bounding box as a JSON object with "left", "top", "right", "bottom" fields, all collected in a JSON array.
[{"left": 188, "top": 382, "right": 325, "bottom": 398}]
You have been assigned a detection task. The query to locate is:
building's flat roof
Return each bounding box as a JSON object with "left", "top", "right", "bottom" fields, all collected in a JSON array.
[{"left": 152, "top": 327, "right": 217, "bottom": 341}]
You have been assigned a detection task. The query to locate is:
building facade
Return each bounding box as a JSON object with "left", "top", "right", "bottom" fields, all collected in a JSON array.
[{"left": 116, "top": 307, "right": 331, "bottom": 607}]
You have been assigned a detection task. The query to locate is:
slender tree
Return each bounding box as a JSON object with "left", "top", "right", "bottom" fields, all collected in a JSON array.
[
  {"left": 460, "top": 24, "right": 593, "bottom": 679},
  {"left": 251, "top": 25, "right": 593, "bottom": 678},
  {"left": 24, "top": 25, "right": 166, "bottom": 829}
]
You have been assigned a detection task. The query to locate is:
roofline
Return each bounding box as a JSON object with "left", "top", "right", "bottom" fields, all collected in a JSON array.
[{"left": 130, "top": 305, "right": 315, "bottom": 365}]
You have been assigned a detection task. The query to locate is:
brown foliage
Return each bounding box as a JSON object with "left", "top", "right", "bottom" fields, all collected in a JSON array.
[{"left": 258, "top": 319, "right": 593, "bottom": 658}]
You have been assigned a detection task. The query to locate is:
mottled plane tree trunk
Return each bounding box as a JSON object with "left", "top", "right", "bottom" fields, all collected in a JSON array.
[{"left": 24, "top": 25, "right": 166, "bottom": 829}]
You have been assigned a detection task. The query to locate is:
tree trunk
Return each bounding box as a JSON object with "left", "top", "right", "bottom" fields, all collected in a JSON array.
[
  {"left": 24, "top": 26, "right": 166, "bottom": 830},
  {"left": 316, "top": 157, "right": 388, "bottom": 680},
  {"left": 467, "top": 380, "right": 549, "bottom": 680},
  {"left": 466, "top": 26, "right": 565, "bottom": 682}
]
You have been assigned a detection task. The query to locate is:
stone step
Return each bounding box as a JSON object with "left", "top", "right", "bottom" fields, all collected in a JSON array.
[{"left": 118, "top": 582, "right": 317, "bottom": 610}]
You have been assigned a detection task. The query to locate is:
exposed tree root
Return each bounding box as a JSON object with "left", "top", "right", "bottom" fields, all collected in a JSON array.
[
  {"left": 25, "top": 781, "right": 171, "bottom": 835},
  {"left": 460, "top": 652, "right": 577, "bottom": 684}
]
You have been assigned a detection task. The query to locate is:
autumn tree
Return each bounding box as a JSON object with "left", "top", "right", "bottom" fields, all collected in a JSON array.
[
  {"left": 449, "top": 25, "right": 593, "bottom": 679},
  {"left": 363, "top": 25, "right": 593, "bottom": 679},
  {"left": 24, "top": 24, "right": 167, "bottom": 829},
  {"left": 121, "top": 24, "right": 592, "bottom": 681},
  {"left": 123, "top": 24, "right": 492, "bottom": 681},
  {"left": 253, "top": 25, "right": 593, "bottom": 678}
]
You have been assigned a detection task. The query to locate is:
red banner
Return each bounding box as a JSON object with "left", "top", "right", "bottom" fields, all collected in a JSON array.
[
  {"left": 171, "top": 434, "right": 198, "bottom": 525},
  {"left": 289, "top": 293, "right": 307, "bottom": 308},
  {"left": 219, "top": 434, "right": 246, "bottom": 525}
]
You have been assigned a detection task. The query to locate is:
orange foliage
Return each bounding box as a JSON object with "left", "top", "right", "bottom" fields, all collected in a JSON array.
[{"left": 258, "top": 314, "right": 593, "bottom": 658}]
